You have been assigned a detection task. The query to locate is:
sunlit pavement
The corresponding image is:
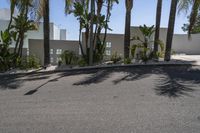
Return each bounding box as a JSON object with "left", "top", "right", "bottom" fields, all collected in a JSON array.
[
  {"left": 1, "top": 66, "right": 200, "bottom": 133},
  {"left": 172, "top": 55, "right": 200, "bottom": 65}
]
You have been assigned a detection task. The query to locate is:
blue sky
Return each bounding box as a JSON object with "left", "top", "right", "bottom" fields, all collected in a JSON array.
[{"left": 0, "top": 0, "right": 189, "bottom": 40}]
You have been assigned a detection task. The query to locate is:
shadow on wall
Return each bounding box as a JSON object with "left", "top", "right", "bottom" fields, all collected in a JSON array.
[{"left": 0, "top": 65, "right": 200, "bottom": 98}]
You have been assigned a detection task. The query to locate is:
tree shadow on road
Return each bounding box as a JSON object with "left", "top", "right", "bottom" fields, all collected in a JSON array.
[
  {"left": 1, "top": 66, "right": 200, "bottom": 98},
  {"left": 73, "top": 70, "right": 112, "bottom": 86},
  {"left": 154, "top": 67, "right": 200, "bottom": 98},
  {"left": 0, "top": 74, "right": 50, "bottom": 90},
  {"left": 71, "top": 66, "right": 200, "bottom": 98},
  {"left": 0, "top": 75, "right": 23, "bottom": 90},
  {"left": 112, "top": 68, "right": 151, "bottom": 85}
]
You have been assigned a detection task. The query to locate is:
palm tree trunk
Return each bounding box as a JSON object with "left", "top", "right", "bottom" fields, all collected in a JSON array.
[
  {"left": 89, "top": 0, "right": 95, "bottom": 65},
  {"left": 93, "top": 0, "right": 103, "bottom": 49},
  {"left": 43, "top": 0, "right": 50, "bottom": 66},
  {"left": 154, "top": 0, "right": 162, "bottom": 57},
  {"left": 124, "top": 11, "right": 131, "bottom": 59},
  {"left": 78, "top": 23, "right": 85, "bottom": 57},
  {"left": 124, "top": 0, "right": 133, "bottom": 59},
  {"left": 164, "top": 0, "right": 178, "bottom": 61}
]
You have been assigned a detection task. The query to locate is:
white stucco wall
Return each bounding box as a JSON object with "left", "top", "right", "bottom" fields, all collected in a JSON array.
[{"left": 172, "top": 34, "right": 200, "bottom": 54}]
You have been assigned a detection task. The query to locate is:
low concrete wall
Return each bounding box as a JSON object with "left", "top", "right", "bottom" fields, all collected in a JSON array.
[
  {"left": 172, "top": 34, "right": 200, "bottom": 55},
  {"left": 29, "top": 39, "right": 79, "bottom": 65}
]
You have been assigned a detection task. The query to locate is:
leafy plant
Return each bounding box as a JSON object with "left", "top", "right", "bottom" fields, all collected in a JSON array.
[
  {"left": 17, "top": 55, "right": 40, "bottom": 70},
  {"left": 94, "top": 41, "right": 106, "bottom": 63},
  {"left": 124, "top": 58, "right": 132, "bottom": 64},
  {"left": 111, "top": 52, "right": 122, "bottom": 64},
  {"left": 0, "top": 30, "right": 16, "bottom": 71},
  {"left": 60, "top": 50, "right": 78, "bottom": 65},
  {"left": 66, "top": 0, "right": 118, "bottom": 65},
  {"left": 131, "top": 24, "right": 164, "bottom": 62},
  {"left": 78, "top": 58, "right": 87, "bottom": 67}
]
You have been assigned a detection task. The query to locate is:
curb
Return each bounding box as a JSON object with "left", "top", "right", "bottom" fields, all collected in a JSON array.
[{"left": 0, "top": 62, "right": 196, "bottom": 76}]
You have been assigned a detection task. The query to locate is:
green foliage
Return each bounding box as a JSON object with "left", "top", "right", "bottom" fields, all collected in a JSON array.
[
  {"left": 17, "top": 55, "right": 40, "bottom": 70},
  {"left": 58, "top": 60, "right": 62, "bottom": 67},
  {"left": 66, "top": 0, "right": 118, "bottom": 65},
  {"left": 131, "top": 44, "right": 137, "bottom": 58},
  {"left": 0, "top": 30, "right": 17, "bottom": 71},
  {"left": 182, "top": 16, "right": 200, "bottom": 34},
  {"left": 139, "top": 25, "right": 155, "bottom": 38},
  {"left": 11, "top": 15, "right": 36, "bottom": 33},
  {"left": 171, "top": 50, "right": 176, "bottom": 55},
  {"left": 94, "top": 41, "right": 106, "bottom": 63},
  {"left": 60, "top": 50, "right": 78, "bottom": 65},
  {"left": 111, "top": 52, "right": 122, "bottom": 64},
  {"left": 124, "top": 58, "right": 131, "bottom": 64},
  {"left": 0, "top": 51, "right": 15, "bottom": 72},
  {"left": 131, "top": 24, "right": 164, "bottom": 62},
  {"left": 78, "top": 58, "right": 87, "bottom": 67}
]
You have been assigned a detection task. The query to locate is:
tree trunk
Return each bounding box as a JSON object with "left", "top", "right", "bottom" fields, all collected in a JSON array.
[
  {"left": 164, "top": 0, "right": 178, "bottom": 61},
  {"left": 78, "top": 23, "right": 85, "bottom": 57},
  {"left": 43, "top": 0, "right": 50, "bottom": 66},
  {"left": 93, "top": 0, "right": 103, "bottom": 49},
  {"left": 124, "top": 0, "right": 133, "bottom": 59},
  {"left": 17, "top": 33, "right": 24, "bottom": 58},
  {"left": 154, "top": 0, "right": 162, "bottom": 57},
  {"left": 89, "top": 0, "right": 95, "bottom": 65},
  {"left": 124, "top": 10, "right": 131, "bottom": 59}
]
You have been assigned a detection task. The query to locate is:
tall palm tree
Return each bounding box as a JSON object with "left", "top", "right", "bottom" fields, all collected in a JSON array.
[
  {"left": 124, "top": 0, "right": 133, "bottom": 59},
  {"left": 35, "top": 0, "right": 50, "bottom": 66},
  {"left": 154, "top": 0, "right": 163, "bottom": 57},
  {"left": 43, "top": 0, "right": 50, "bottom": 66},
  {"left": 164, "top": 0, "right": 178, "bottom": 61}
]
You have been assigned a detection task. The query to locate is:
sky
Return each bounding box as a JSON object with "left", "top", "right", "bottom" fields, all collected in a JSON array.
[{"left": 0, "top": 0, "right": 189, "bottom": 40}]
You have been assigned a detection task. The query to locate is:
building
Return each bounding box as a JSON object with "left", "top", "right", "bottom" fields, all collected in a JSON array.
[
  {"left": 0, "top": 19, "right": 67, "bottom": 48},
  {"left": 29, "top": 39, "right": 79, "bottom": 65}
]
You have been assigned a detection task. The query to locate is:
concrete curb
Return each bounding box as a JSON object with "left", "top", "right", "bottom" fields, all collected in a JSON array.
[{"left": 0, "top": 62, "right": 196, "bottom": 76}]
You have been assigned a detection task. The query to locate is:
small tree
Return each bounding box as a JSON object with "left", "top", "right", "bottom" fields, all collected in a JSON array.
[
  {"left": 65, "top": 0, "right": 118, "bottom": 65},
  {"left": 131, "top": 25, "right": 164, "bottom": 63}
]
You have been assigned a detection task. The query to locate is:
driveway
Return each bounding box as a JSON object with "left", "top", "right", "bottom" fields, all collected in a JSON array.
[{"left": 1, "top": 66, "right": 200, "bottom": 133}]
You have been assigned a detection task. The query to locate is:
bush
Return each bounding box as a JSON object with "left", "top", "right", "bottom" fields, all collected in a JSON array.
[
  {"left": 111, "top": 52, "right": 122, "bottom": 64},
  {"left": 60, "top": 50, "right": 78, "bottom": 65},
  {"left": 124, "top": 58, "right": 132, "bottom": 64},
  {"left": 17, "top": 55, "right": 40, "bottom": 70},
  {"left": 58, "top": 60, "right": 62, "bottom": 67},
  {"left": 78, "top": 58, "right": 87, "bottom": 67},
  {"left": 0, "top": 30, "right": 16, "bottom": 71}
]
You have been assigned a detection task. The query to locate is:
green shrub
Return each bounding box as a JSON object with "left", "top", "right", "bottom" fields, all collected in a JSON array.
[
  {"left": 124, "top": 58, "right": 132, "bottom": 64},
  {"left": 58, "top": 60, "right": 62, "bottom": 67},
  {"left": 17, "top": 55, "right": 40, "bottom": 70},
  {"left": 171, "top": 50, "right": 176, "bottom": 55},
  {"left": 78, "top": 58, "right": 87, "bottom": 67},
  {"left": 60, "top": 50, "right": 78, "bottom": 65},
  {"left": 111, "top": 52, "right": 122, "bottom": 64},
  {"left": 0, "top": 30, "right": 16, "bottom": 71}
]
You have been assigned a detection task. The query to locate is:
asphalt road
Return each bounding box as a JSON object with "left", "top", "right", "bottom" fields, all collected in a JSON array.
[{"left": 1, "top": 66, "right": 200, "bottom": 133}]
